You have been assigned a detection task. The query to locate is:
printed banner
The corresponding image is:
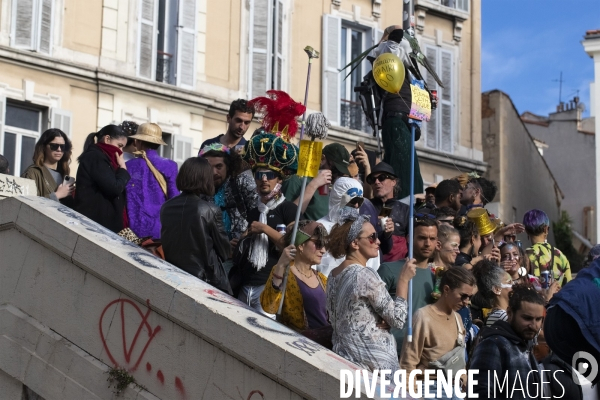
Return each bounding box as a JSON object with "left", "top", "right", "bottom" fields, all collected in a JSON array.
[
  {"left": 409, "top": 85, "right": 432, "bottom": 122},
  {"left": 297, "top": 140, "right": 323, "bottom": 178}
]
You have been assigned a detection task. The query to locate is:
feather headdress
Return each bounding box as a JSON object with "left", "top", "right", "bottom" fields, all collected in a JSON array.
[{"left": 248, "top": 90, "right": 306, "bottom": 142}]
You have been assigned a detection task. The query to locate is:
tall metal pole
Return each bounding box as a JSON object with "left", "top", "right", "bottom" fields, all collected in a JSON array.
[{"left": 404, "top": 0, "right": 416, "bottom": 344}]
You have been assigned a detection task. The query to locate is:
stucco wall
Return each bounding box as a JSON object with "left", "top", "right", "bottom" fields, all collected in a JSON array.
[
  {"left": 524, "top": 113, "right": 596, "bottom": 238},
  {"left": 0, "top": 196, "right": 379, "bottom": 400},
  {"left": 482, "top": 91, "right": 561, "bottom": 243}
]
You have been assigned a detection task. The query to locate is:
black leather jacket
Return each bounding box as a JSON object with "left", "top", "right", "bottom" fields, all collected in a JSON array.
[{"left": 160, "top": 193, "right": 232, "bottom": 294}]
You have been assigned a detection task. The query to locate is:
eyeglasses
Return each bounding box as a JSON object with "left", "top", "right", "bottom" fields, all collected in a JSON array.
[
  {"left": 499, "top": 283, "right": 513, "bottom": 289},
  {"left": 366, "top": 173, "right": 395, "bottom": 185},
  {"left": 459, "top": 293, "right": 473, "bottom": 301},
  {"left": 48, "top": 143, "right": 66, "bottom": 152},
  {"left": 309, "top": 238, "right": 327, "bottom": 250},
  {"left": 357, "top": 232, "right": 378, "bottom": 244},
  {"left": 255, "top": 171, "right": 278, "bottom": 181}
]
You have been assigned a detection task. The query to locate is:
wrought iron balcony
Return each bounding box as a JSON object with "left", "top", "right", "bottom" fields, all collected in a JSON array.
[
  {"left": 340, "top": 99, "right": 368, "bottom": 133},
  {"left": 156, "top": 51, "right": 174, "bottom": 84}
]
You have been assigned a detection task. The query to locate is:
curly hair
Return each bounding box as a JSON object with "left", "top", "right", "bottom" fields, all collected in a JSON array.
[
  {"left": 473, "top": 259, "right": 505, "bottom": 305},
  {"left": 434, "top": 206, "right": 457, "bottom": 219},
  {"left": 327, "top": 220, "right": 366, "bottom": 259},
  {"left": 469, "top": 177, "right": 498, "bottom": 205},
  {"left": 508, "top": 283, "right": 545, "bottom": 312},
  {"left": 120, "top": 120, "right": 138, "bottom": 147},
  {"left": 201, "top": 149, "right": 244, "bottom": 178},
  {"left": 453, "top": 216, "right": 479, "bottom": 249}
]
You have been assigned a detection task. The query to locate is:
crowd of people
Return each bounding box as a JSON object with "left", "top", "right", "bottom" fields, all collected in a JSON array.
[{"left": 2, "top": 93, "right": 599, "bottom": 399}]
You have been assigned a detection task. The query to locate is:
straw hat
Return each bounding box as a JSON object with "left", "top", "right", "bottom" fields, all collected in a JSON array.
[
  {"left": 129, "top": 123, "right": 167, "bottom": 145},
  {"left": 467, "top": 208, "right": 497, "bottom": 237}
]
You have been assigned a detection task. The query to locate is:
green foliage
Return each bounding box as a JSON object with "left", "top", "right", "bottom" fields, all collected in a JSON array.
[
  {"left": 552, "top": 211, "right": 585, "bottom": 273},
  {"left": 107, "top": 367, "right": 136, "bottom": 395}
]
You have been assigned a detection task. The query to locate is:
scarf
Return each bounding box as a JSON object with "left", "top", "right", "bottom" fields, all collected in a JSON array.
[
  {"left": 249, "top": 193, "right": 285, "bottom": 270},
  {"left": 95, "top": 143, "right": 122, "bottom": 171},
  {"left": 133, "top": 150, "right": 167, "bottom": 196},
  {"left": 214, "top": 182, "right": 232, "bottom": 238}
]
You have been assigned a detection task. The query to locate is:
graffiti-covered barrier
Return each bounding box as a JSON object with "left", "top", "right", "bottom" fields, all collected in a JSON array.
[{"left": 0, "top": 196, "right": 373, "bottom": 400}]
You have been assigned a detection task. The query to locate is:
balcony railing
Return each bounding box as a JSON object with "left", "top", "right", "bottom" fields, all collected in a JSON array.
[
  {"left": 340, "top": 99, "right": 368, "bottom": 133},
  {"left": 156, "top": 51, "right": 174, "bottom": 84}
]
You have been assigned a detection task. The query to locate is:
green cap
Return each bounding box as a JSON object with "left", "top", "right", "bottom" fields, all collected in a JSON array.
[{"left": 322, "top": 143, "right": 350, "bottom": 176}]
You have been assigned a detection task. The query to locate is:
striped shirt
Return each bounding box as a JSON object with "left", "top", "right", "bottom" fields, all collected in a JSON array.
[{"left": 486, "top": 309, "right": 508, "bottom": 327}]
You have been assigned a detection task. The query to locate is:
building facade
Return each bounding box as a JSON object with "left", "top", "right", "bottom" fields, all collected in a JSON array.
[
  {"left": 521, "top": 99, "right": 596, "bottom": 247},
  {"left": 583, "top": 29, "right": 600, "bottom": 243},
  {"left": 0, "top": 0, "right": 484, "bottom": 186},
  {"left": 481, "top": 90, "right": 563, "bottom": 243}
]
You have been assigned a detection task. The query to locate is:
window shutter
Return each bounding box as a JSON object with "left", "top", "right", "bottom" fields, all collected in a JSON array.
[
  {"left": 248, "top": 0, "right": 271, "bottom": 98},
  {"left": 138, "top": 0, "right": 158, "bottom": 80},
  {"left": 424, "top": 45, "right": 438, "bottom": 149},
  {"left": 176, "top": 0, "right": 197, "bottom": 89},
  {"left": 12, "top": 0, "right": 35, "bottom": 50},
  {"left": 173, "top": 135, "right": 193, "bottom": 168},
  {"left": 0, "top": 97, "right": 5, "bottom": 154},
  {"left": 37, "top": 0, "right": 53, "bottom": 54},
  {"left": 51, "top": 108, "right": 73, "bottom": 138},
  {"left": 272, "top": 0, "right": 284, "bottom": 90},
  {"left": 440, "top": 50, "right": 453, "bottom": 152},
  {"left": 321, "top": 14, "right": 341, "bottom": 126}
]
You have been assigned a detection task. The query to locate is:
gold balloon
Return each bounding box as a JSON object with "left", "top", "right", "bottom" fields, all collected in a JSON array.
[{"left": 372, "top": 53, "right": 405, "bottom": 94}]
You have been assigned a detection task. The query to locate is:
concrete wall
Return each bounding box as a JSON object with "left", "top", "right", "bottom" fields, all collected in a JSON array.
[
  {"left": 0, "top": 196, "right": 376, "bottom": 400},
  {"left": 523, "top": 110, "right": 596, "bottom": 241},
  {"left": 481, "top": 91, "right": 562, "bottom": 244}
]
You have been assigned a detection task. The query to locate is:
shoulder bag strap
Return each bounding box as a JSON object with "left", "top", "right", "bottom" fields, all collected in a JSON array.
[{"left": 454, "top": 312, "right": 465, "bottom": 346}]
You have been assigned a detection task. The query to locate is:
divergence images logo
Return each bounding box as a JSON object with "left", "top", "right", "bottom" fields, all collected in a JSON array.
[{"left": 572, "top": 351, "right": 599, "bottom": 385}]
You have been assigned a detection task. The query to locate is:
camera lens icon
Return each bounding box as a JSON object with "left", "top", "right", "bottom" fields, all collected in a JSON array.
[{"left": 572, "top": 351, "right": 599, "bottom": 385}]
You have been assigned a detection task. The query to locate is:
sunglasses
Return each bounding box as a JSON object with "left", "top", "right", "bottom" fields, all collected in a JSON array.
[
  {"left": 415, "top": 213, "right": 436, "bottom": 222},
  {"left": 346, "top": 196, "right": 364, "bottom": 207},
  {"left": 309, "top": 238, "right": 327, "bottom": 250},
  {"left": 366, "top": 173, "right": 395, "bottom": 185},
  {"left": 255, "top": 171, "right": 278, "bottom": 181},
  {"left": 357, "top": 232, "right": 378, "bottom": 244},
  {"left": 48, "top": 143, "right": 66, "bottom": 152},
  {"left": 459, "top": 293, "right": 473, "bottom": 301}
]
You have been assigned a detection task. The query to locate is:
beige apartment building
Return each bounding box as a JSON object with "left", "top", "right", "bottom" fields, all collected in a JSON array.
[{"left": 0, "top": 0, "right": 484, "bottom": 185}]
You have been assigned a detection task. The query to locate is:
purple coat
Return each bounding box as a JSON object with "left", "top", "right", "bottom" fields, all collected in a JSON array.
[{"left": 126, "top": 150, "right": 179, "bottom": 239}]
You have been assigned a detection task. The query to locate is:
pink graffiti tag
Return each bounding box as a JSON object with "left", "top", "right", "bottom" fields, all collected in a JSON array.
[{"left": 99, "top": 299, "right": 161, "bottom": 371}]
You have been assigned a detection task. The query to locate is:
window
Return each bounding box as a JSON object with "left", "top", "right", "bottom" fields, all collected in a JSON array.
[
  {"left": 422, "top": 45, "right": 455, "bottom": 153},
  {"left": 248, "top": 0, "right": 286, "bottom": 98},
  {"left": 441, "top": 0, "right": 469, "bottom": 12},
  {"left": 322, "top": 15, "right": 381, "bottom": 130},
  {"left": 0, "top": 102, "right": 42, "bottom": 176},
  {"left": 340, "top": 26, "right": 368, "bottom": 132},
  {"left": 137, "top": 0, "right": 197, "bottom": 89},
  {"left": 11, "top": 0, "right": 54, "bottom": 55},
  {"left": 172, "top": 134, "right": 193, "bottom": 168},
  {"left": 158, "top": 132, "right": 173, "bottom": 159}
]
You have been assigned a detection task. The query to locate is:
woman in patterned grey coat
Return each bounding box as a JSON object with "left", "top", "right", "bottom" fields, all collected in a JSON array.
[{"left": 326, "top": 209, "right": 416, "bottom": 372}]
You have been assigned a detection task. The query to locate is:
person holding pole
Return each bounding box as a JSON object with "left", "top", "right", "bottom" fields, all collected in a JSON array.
[
  {"left": 326, "top": 209, "right": 416, "bottom": 372},
  {"left": 260, "top": 220, "right": 329, "bottom": 332},
  {"left": 239, "top": 132, "right": 299, "bottom": 316}
]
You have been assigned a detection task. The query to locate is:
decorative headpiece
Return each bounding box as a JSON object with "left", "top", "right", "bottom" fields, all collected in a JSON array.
[
  {"left": 244, "top": 132, "right": 299, "bottom": 176},
  {"left": 199, "top": 142, "right": 231, "bottom": 157},
  {"left": 339, "top": 208, "right": 371, "bottom": 246},
  {"left": 248, "top": 90, "right": 306, "bottom": 142},
  {"left": 293, "top": 221, "right": 326, "bottom": 247},
  {"left": 467, "top": 208, "right": 497, "bottom": 237}
]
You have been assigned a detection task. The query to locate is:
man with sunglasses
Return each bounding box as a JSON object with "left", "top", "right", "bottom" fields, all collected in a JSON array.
[
  {"left": 378, "top": 218, "right": 437, "bottom": 358},
  {"left": 366, "top": 162, "right": 410, "bottom": 262}
]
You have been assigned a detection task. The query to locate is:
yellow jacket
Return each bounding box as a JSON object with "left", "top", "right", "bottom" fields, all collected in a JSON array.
[{"left": 260, "top": 265, "right": 328, "bottom": 331}]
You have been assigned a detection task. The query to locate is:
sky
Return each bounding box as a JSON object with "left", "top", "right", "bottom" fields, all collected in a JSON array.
[{"left": 482, "top": 0, "right": 600, "bottom": 118}]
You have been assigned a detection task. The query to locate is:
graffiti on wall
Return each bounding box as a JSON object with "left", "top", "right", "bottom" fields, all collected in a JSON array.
[{"left": 99, "top": 298, "right": 186, "bottom": 397}]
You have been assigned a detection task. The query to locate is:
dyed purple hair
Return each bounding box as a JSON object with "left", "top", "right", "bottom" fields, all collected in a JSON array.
[{"left": 522, "top": 209, "right": 549, "bottom": 235}]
